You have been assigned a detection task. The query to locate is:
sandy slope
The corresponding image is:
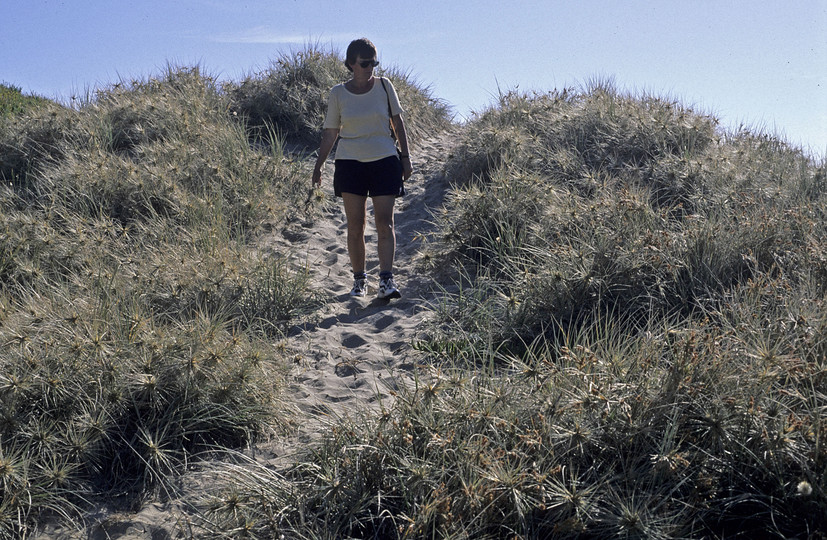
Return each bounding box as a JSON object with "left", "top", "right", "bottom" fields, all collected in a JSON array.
[{"left": 36, "top": 127, "right": 460, "bottom": 539}]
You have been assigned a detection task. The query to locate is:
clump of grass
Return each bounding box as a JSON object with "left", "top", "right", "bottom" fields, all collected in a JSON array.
[
  {"left": 401, "top": 84, "right": 825, "bottom": 537},
  {"left": 448, "top": 80, "right": 716, "bottom": 192},
  {"left": 0, "top": 97, "right": 76, "bottom": 191},
  {"left": 0, "top": 83, "right": 52, "bottom": 118},
  {"left": 227, "top": 46, "right": 349, "bottom": 147},
  {"left": 192, "top": 305, "right": 825, "bottom": 538},
  {"left": 423, "top": 84, "right": 826, "bottom": 352}
]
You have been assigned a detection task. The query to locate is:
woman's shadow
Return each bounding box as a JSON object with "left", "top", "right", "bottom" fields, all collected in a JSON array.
[{"left": 287, "top": 292, "right": 404, "bottom": 339}]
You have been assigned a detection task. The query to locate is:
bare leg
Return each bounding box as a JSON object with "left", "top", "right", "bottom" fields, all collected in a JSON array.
[
  {"left": 372, "top": 195, "right": 396, "bottom": 274},
  {"left": 342, "top": 193, "right": 368, "bottom": 274}
]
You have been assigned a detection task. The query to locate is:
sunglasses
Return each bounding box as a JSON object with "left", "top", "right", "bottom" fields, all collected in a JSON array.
[{"left": 356, "top": 59, "right": 379, "bottom": 68}]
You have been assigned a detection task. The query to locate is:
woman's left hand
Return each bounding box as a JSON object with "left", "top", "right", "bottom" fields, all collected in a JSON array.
[{"left": 401, "top": 156, "right": 413, "bottom": 180}]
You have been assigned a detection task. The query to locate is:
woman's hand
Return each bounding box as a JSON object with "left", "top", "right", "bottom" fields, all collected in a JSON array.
[
  {"left": 401, "top": 156, "right": 413, "bottom": 180},
  {"left": 391, "top": 115, "right": 413, "bottom": 180},
  {"left": 313, "top": 128, "right": 339, "bottom": 187}
]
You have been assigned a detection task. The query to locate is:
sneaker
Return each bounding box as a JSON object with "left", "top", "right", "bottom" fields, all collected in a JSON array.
[
  {"left": 377, "top": 276, "right": 401, "bottom": 299},
  {"left": 350, "top": 277, "right": 367, "bottom": 297}
]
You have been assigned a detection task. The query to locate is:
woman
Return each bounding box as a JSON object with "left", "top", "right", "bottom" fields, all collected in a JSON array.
[{"left": 312, "top": 38, "right": 413, "bottom": 299}]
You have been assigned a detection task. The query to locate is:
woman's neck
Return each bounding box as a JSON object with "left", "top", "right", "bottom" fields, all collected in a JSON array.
[{"left": 347, "top": 75, "right": 374, "bottom": 93}]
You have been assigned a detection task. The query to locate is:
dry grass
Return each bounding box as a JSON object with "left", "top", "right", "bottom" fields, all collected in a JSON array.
[
  {"left": 189, "top": 82, "right": 826, "bottom": 539},
  {"left": 407, "top": 84, "right": 826, "bottom": 538},
  {"left": 0, "top": 46, "right": 451, "bottom": 538}
]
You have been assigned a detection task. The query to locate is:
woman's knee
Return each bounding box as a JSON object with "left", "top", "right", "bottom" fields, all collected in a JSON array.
[
  {"left": 347, "top": 212, "right": 366, "bottom": 228},
  {"left": 375, "top": 214, "right": 395, "bottom": 238},
  {"left": 344, "top": 205, "right": 367, "bottom": 234},
  {"left": 375, "top": 210, "right": 394, "bottom": 227},
  {"left": 372, "top": 197, "right": 395, "bottom": 228},
  {"left": 347, "top": 221, "right": 366, "bottom": 242}
]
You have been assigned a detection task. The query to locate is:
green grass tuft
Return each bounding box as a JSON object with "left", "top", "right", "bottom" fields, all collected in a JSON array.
[{"left": 0, "top": 84, "right": 52, "bottom": 118}]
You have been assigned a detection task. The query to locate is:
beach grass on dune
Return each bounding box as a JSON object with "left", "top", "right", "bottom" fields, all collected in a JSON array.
[
  {"left": 0, "top": 63, "right": 315, "bottom": 536},
  {"left": 193, "top": 80, "right": 825, "bottom": 539},
  {"left": 0, "top": 47, "right": 451, "bottom": 538},
  {"left": 2, "top": 51, "right": 826, "bottom": 539}
]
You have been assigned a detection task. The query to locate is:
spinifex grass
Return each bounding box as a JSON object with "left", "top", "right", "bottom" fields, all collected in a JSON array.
[
  {"left": 408, "top": 85, "right": 826, "bottom": 537},
  {"left": 7, "top": 45, "right": 822, "bottom": 538},
  {"left": 423, "top": 83, "right": 826, "bottom": 355},
  {"left": 189, "top": 84, "right": 826, "bottom": 539},
  {"left": 195, "top": 309, "right": 825, "bottom": 538}
]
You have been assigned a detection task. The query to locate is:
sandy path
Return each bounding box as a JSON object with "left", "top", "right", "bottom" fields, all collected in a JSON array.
[{"left": 267, "top": 127, "right": 459, "bottom": 448}]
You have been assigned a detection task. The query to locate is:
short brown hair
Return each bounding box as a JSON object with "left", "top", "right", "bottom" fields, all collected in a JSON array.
[{"left": 344, "top": 38, "right": 377, "bottom": 72}]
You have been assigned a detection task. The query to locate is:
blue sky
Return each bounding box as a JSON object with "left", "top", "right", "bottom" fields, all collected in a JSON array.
[{"left": 4, "top": 0, "right": 826, "bottom": 158}]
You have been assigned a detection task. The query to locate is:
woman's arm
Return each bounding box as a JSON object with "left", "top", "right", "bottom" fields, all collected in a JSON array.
[
  {"left": 312, "top": 128, "right": 340, "bottom": 186},
  {"left": 391, "top": 114, "right": 413, "bottom": 180}
]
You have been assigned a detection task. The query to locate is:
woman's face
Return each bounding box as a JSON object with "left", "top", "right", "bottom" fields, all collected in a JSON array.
[{"left": 351, "top": 55, "right": 378, "bottom": 75}]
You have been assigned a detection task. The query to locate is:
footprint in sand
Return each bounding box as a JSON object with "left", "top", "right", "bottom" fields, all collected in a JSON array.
[
  {"left": 341, "top": 333, "right": 368, "bottom": 348},
  {"left": 373, "top": 314, "right": 395, "bottom": 331},
  {"left": 324, "top": 252, "right": 339, "bottom": 266}
]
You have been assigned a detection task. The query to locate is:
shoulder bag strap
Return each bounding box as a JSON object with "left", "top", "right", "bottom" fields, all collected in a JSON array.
[{"left": 379, "top": 77, "right": 398, "bottom": 142}]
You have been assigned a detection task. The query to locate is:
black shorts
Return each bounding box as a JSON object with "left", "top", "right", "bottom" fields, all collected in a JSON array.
[{"left": 333, "top": 155, "right": 404, "bottom": 198}]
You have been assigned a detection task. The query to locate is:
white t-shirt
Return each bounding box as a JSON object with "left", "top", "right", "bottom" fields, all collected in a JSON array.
[{"left": 323, "top": 77, "right": 404, "bottom": 162}]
